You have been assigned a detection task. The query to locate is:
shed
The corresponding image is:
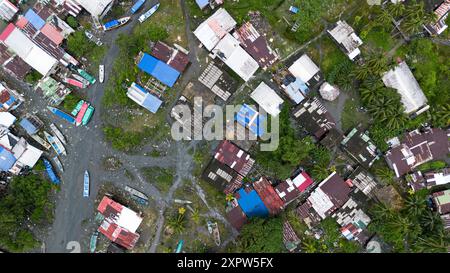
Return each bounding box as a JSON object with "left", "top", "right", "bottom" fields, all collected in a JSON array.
[
  {"left": 250, "top": 82, "right": 284, "bottom": 117},
  {"left": 0, "top": 146, "right": 15, "bottom": 172},
  {"left": 137, "top": 53, "right": 180, "bottom": 87}
]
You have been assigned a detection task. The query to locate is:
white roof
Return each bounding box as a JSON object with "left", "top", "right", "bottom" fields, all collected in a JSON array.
[
  {"left": 327, "top": 21, "right": 363, "bottom": 59},
  {"left": 0, "top": 112, "right": 16, "bottom": 128},
  {"left": 382, "top": 61, "right": 427, "bottom": 114},
  {"left": 194, "top": 8, "right": 236, "bottom": 51},
  {"left": 4, "top": 27, "right": 57, "bottom": 75},
  {"left": 116, "top": 206, "right": 143, "bottom": 233},
  {"left": 250, "top": 82, "right": 283, "bottom": 116},
  {"left": 74, "top": 0, "right": 113, "bottom": 17},
  {"left": 16, "top": 143, "right": 42, "bottom": 168},
  {"left": 288, "top": 54, "right": 320, "bottom": 83},
  {"left": 308, "top": 187, "right": 334, "bottom": 219},
  {"left": 213, "top": 33, "right": 259, "bottom": 81},
  {"left": 0, "top": 0, "right": 19, "bottom": 21}
]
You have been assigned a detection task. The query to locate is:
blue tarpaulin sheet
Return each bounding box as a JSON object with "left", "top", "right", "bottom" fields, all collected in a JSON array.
[
  {"left": 195, "top": 0, "right": 209, "bottom": 9},
  {"left": 19, "top": 118, "right": 38, "bottom": 135},
  {"left": 24, "top": 9, "right": 45, "bottom": 30},
  {"left": 135, "top": 83, "right": 163, "bottom": 113},
  {"left": 0, "top": 147, "right": 16, "bottom": 171},
  {"left": 235, "top": 104, "right": 266, "bottom": 137},
  {"left": 236, "top": 188, "right": 269, "bottom": 218},
  {"left": 137, "top": 53, "right": 180, "bottom": 87}
]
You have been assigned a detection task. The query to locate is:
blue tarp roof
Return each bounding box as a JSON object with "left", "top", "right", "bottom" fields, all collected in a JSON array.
[
  {"left": 235, "top": 104, "right": 266, "bottom": 137},
  {"left": 0, "top": 146, "right": 16, "bottom": 172},
  {"left": 103, "top": 20, "right": 119, "bottom": 29},
  {"left": 135, "top": 83, "right": 163, "bottom": 113},
  {"left": 236, "top": 188, "right": 269, "bottom": 218},
  {"left": 285, "top": 78, "right": 307, "bottom": 104},
  {"left": 24, "top": 9, "right": 45, "bottom": 30},
  {"left": 137, "top": 53, "right": 180, "bottom": 87},
  {"left": 195, "top": 0, "right": 209, "bottom": 9},
  {"left": 19, "top": 118, "right": 38, "bottom": 135}
]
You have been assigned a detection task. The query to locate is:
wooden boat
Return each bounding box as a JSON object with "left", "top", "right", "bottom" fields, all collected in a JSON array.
[
  {"left": 207, "top": 221, "right": 221, "bottom": 246},
  {"left": 50, "top": 123, "right": 67, "bottom": 145},
  {"left": 83, "top": 170, "right": 90, "bottom": 197},
  {"left": 44, "top": 131, "right": 66, "bottom": 156}
]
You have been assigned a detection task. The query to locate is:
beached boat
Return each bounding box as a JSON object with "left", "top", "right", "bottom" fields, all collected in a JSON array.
[
  {"left": 53, "top": 156, "right": 64, "bottom": 173},
  {"left": 207, "top": 221, "right": 221, "bottom": 246},
  {"left": 138, "top": 3, "right": 160, "bottom": 23},
  {"left": 30, "top": 134, "right": 52, "bottom": 150},
  {"left": 44, "top": 131, "right": 66, "bottom": 156},
  {"left": 50, "top": 123, "right": 67, "bottom": 145},
  {"left": 71, "top": 100, "right": 84, "bottom": 116},
  {"left": 43, "top": 159, "right": 60, "bottom": 184},
  {"left": 99, "top": 65, "right": 104, "bottom": 83},
  {"left": 83, "top": 170, "right": 90, "bottom": 197},
  {"left": 131, "top": 0, "right": 146, "bottom": 14},
  {"left": 81, "top": 105, "right": 95, "bottom": 126},
  {"left": 90, "top": 231, "right": 98, "bottom": 253},
  {"left": 47, "top": 106, "right": 75, "bottom": 125},
  {"left": 76, "top": 69, "right": 96, "bottom": 85},
  {"left": 103, "top": 16, "right": 131, "bottom": 31},
  {"left": 75, "top": 102, "right": 89, "bottom": 126},
  {"left": 175, "top": 240, "right": 184, "bottom": 253}
]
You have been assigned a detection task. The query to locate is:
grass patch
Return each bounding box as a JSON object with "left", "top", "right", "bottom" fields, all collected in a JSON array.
[
  {"left": 341, "top": 98, "right": 370, "bottom": 132},
  {"left": 142, "top": 167, "right": 175, "bottom": 194},
  {"left": 417, "top": 161, "right": 447, "bottom": 172}
]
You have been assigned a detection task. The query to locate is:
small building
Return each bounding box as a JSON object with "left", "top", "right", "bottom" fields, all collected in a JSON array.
[
  {"left": 0, "top": 0, "right": 18, "bottom": 22},
  {"left": 327, "top": 20, "right": 363, "bottom": 60},
  {"left": 382, "top": 61, "right": 428, "bottom": 115},
  {"left": 385, "top": 128, "right": 450, "bottom": 177},
  {"left": 195, "top": 0, "right": 210, "bottom": 10},
  {"left": 288, "top": 54, "right": 322, "bottom": 89},
  {"left": 201, "top": 158, "right": 243, "bottom": 194},
  {"left": 432, "top": 189, "right": 450, "bottom": 215},
  {"left": 332, "top": 197, "right": 371, "bottom": 244},
  {"left": 213, "top": 140, "right": 255, "bottom": 177},
  {"left": 198, "top": 62, "right": 236, "bottom": 101},
  {"left": 74, "top": 0, "right": 113, "bottom": 18},
  {"left": 226, "top": 202, "right": 247, "bottom": 230},
  {"left": 424, "top": 0, "right": 450, "bottom": 35},
  {"left": 234, "top": 21, "right": 278, "bottom": 70},
  {"left": 127, "top": 82, "right": 163, "bottom": 114},
  {"left": 283, "top": 221, "right": 301, "bottom": 252},
  {"left": 0, "top": 145, "right": 15, "bottom": 172},
  {"left": 297, "top": 172, "right": 352, "bottom": 227},
  {"left": 235, "top": 104, "right": 266, "bottom": 137},
  {"left": 193, "top": 8, "right": 236, "bottom": 51},
  {"left": 292, "top": 97, "right": 336, "bottom": 140},
  {"left": 408, "top": 168, "right": 450, "bottom": 191},
  {"left": 347, "top": 167, "right": 378, "bottom": 198},
  {"left": 250, "top": 82, "right": 283, "bottom": 117},
  {"left": 0, "top": 82, "right": 23, "bottom": 111},
  {"left": 97, "top": 196, "right": 143, "bottom": 250},
  {"left": 150, "top": 41, "right": 189, "bottom": 73},
  {"left": 35, "top": 76, "right": 71, "bottom": 105},
  {"left": 441, "top": 213, "right": 450, "bottom": 230},
  {"left": 235, "top": 187, "right": 269, "bottom": 218},
  {"left": 212, "top": 33, "right": 259, "bottom": 82},
  {"left": 319, "top": 127, "right": 344, "bottom": 149},
  {"left": 0, "top": 112, "right": 16, "bottom": 128},
  {"left": 275, "top": 171, "right": 313, "bottom": 205},
  {"left": 137, "top": 53, "right": 181, "bottom": 88},
  {"left": 319, "top": 82, "right": 340, "bottom": 101},
  {"left": 341, "top": 127, "right": 379, "bottom": 169},
  {"left": 252, "top": 177, "right": 284, "bottom": 216}
]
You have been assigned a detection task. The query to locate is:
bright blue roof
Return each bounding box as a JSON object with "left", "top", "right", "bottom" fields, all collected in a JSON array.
[
  {"left": 196, "top": 0, "right": 209, "bottom": 9},
  {"left": 236, "top": 188, "right": 269, "bottom": 218},
  {"left": 137, "top": 53, "right": 180, "bottom": 87},
  {"left": 235, "top": 104, "right": 266, "bottom": 137},
  {"left": 19, "top": 118, "right": 38, "bottom": 135},
  {"left": 135, "top": 83, "right": 163, "bottom": 113},
  {"left": 24, "top": 9, "right": 45, "bottom": 30},
  {"left": 0, "top": 146, "right": 16, "bottom": 172},
  {"left": 285, "top": 78, "right": 307, "bottom": 104}
]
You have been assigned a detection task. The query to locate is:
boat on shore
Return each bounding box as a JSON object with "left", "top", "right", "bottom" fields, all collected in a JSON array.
[
  {"left": 99, "top": 65, "right": 104, "bottom": 83},
  {"left": 75, "top": 102, "right": 89, "bottom": 126},
  {"left": 103, "top": 16, "right": 130, "bottom": 31},
  {"left": 30, "top": 134, "right": 52, "bottom": 150},
  {"left": 43, "top": 159, "right": 60, "bottom": 184},
  {"left": 44, "top": 131, "right": 66, "bottom": 156},
  {"left": 207, "top": 221, "right": 221, "bottom": 246},
  {"left": 71, "top": 100, "right": 84, "bottom": 116},
  {"left": 50, "top": 123, "right": 67, "bottom": 145},
  {"left": 47, "top": 106, "right": 75, "bottom": 125},
  {"left": 90, "top": 231, "right": 98, "bottom": 253},
  {"left": 83, "top": 170, "right": 90, "bottom": 197},
  {"left": 138, "top": 3, "right": 160, "bottom": 23},
  {"left": 81, "top": 105, "right": 95, "bottom": 126},
  {"left": 53, "top": 156, "right": 64, "bottom": 173}
]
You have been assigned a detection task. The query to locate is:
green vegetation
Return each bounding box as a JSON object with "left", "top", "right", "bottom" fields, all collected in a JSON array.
[
  {"left": 61, "top": 92, "right": 82, "bottom": 113},
  {"left": 369, "top": 190, "right": 449, "bottom": 252},
  {"left": 234, "top": 217, "right": 284, "bottom": 253},
  {"left": 142, "top": 167, "right": 175, "bottom": 194},
  {"left": 417, "top": 161, "right": 447, "bottom": 172},
  {"left": 0, "top": 174, "right": 53, "bottom": 252},
  {"left": 24, "top": 70, "right": 42, "bottom": 84},
  {"left": 66, "top": 31, "right": 106, "bottom": 69},
  {"left": 341, "top": 98, "right": 370, "bottom": 132},
  {"left": 66, "top": 16, "right": 78, "bottom": 29}
]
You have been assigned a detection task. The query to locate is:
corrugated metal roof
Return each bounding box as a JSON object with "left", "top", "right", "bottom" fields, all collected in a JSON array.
[
  {"left": 235, "top": 104, "right": 266, "bottom": 137},
  {"left": 137, "top": 53, "right": 180, "bottom": 87},
  {"left": 0, "top": 146, "right": 16, "bottom": 171},
  {"left": 19, "top": 118, "right": 38, "bottom": 135},
  {"left": 40, "top": 23, "right": 64, "bottom": 45},
  {"left": 24, "top": 9, "right": 45, "bottom": 30},
  {"left": 250, "top": 82, "right": 283, "bottom": 117}
]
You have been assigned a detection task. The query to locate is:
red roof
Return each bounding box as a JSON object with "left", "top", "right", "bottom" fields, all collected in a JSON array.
[
  {"left": 15, "top": 17, "right": 29, "bottom": 29},
  {"left": 0, "top": 23, "right": 15, "bottom": 42},
  {"left": 226, "top": 205, "right": 247, "bottom": 230},
  {"left": 253, "top": 177, "right": 284, "bottom": 215},
  {"left": 214, "top": 140, "right": 254, "bottom": 176},
  {"left": 40, "top": 23, "right": 63, "bottom": 45},
  {"left": 98, "top": 220, "right": 140, "bottom": 250}
]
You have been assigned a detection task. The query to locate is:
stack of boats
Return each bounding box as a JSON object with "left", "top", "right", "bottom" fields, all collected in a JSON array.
[{"left": 71, "top": 100, "right": 95, "bottom": 126}]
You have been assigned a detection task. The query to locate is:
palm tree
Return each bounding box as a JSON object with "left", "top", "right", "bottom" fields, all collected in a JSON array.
[
  {"left": 374, "top": 167, "right": 396, "bottom": 185},
  {"left": 401, "top": 1, "right": 437, "bottom": 35},
  {"left": 387, "top": 3, "right": 406, "bottom": 18},
  {"left": 375, "top": 9, "right": 394, "bottom": 30},
  {"left": 191, "top": 208, "right": 200, "bottom": 224},
  {"left": 431, "top": 104, "right": 450, "bottom": 128},
  {"left": 420, "top": 210, "right": 443, "bottom": 234},
  {"left": 413, "top": 233, "right": 449, "bottom": 253},
  {"left": 404, "top": 193, "right": 427, "bottom": 219}
]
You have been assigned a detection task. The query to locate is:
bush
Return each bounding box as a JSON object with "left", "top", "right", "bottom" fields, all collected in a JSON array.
[{"left": 66, "top": 16, "right": 78, "bottom": 28}]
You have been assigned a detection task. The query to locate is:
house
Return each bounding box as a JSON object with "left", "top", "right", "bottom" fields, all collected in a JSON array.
[
  {"left": 292, "top": 97, "right": 336, "bottom": 140},
  {"left": 0, "top": 0, "right": 18, "bottom": 22},
  {"left": 407, "top": 168, "right": 450, "bottom": 191},
  {"left": 97, "top": 196, "right": 143, "bottom": 250},
  {"left": 319, "top": 127, "right": 344, "bottom": 149},
  {"left": 0, "top": 82, "right": 23, "bottom": 111},
  {"left": 234, "top": 21, "right": 278, "bottom": 70},
  {"left": 432, "top": 190, "right": 450, "bottom": 215},
  {"left": 74, "top": 0, "right": 113, "bottom": 18},
  {"left": 193, "top": 8, "right": 236, "bottom": 51},
  {"left": 212, "top": 33, "right": 259, "bottom": 82},
  {"left": 252, "top": 177, "right": 284, "bottom": 215},
  {"left": 382, "top": 61, "right": 428, "bottom": 115},
  {"left": 198, "top": 62, "right": 236, "bottom": 101},
  {"left": 385, "top": 128, "right": 450, "bottom": 177},
  {"left": 235, "top": 104, "right": 266, "bottom": 137},
  {"left": 35, "top": 76, "right": 71, "bottom": 105},
  {"left": 297, "top": 172, "right": 352, "bottom": 227},
  {"left": 288, "top": 54, "right": 322, "bottom": 89},
  {"left": 424, "top": 0, "right": 450, "bottom": 35},
  {"left": 275, "top": 171, "right": 313, "bottom": 205},
  {"left": 19, "top": 115, "right": 42, "bottom": 135},
  {"left": 150, "top": 41, "right": 189, "bottom": 73},
  {"left": 283, "top": 221, "right": 301, "bottom": 252},
  {"left": 226, "top": 201, "right": 247, "bottom": 230},
  {"left": 213, "top": 140, "right": 255, "bottom": 177},
  {"left": 0, "top": 112, "right": 16, "bottom": 127},
  {"left": 235, "top": 186, "right": 270, "bottom": 218},
  {"left": 347, "top": 167, "right": 378, "bottom": 198},
  {"left": 127, "top": 82, "right": 163, "bottom": 114},
  {"left": 250, "top": 82, "right": 283, "bottom": 117},
  {"left": 0, "top": 23, "right": 58, "bottom": 76},
  {"left": 341, "top": 127, "right": 380, "bottom": 169},
  {"left": 201, "top": 158, "right": 243, "bottom": 194},
  {"left": 137, "top": 53, "right": 180, "bottom": 88},
  {"left": 195, "top": 0, "right": 223, "bottom": 10},
  {"left": 332, "top": 197, "right": 371, "bottom": 244},
  {"left": 441, "top": 213, "right": 450, "bottom": 230},
  {"left": 327, "top": 20, "right": 363, "bottom": 60}
]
